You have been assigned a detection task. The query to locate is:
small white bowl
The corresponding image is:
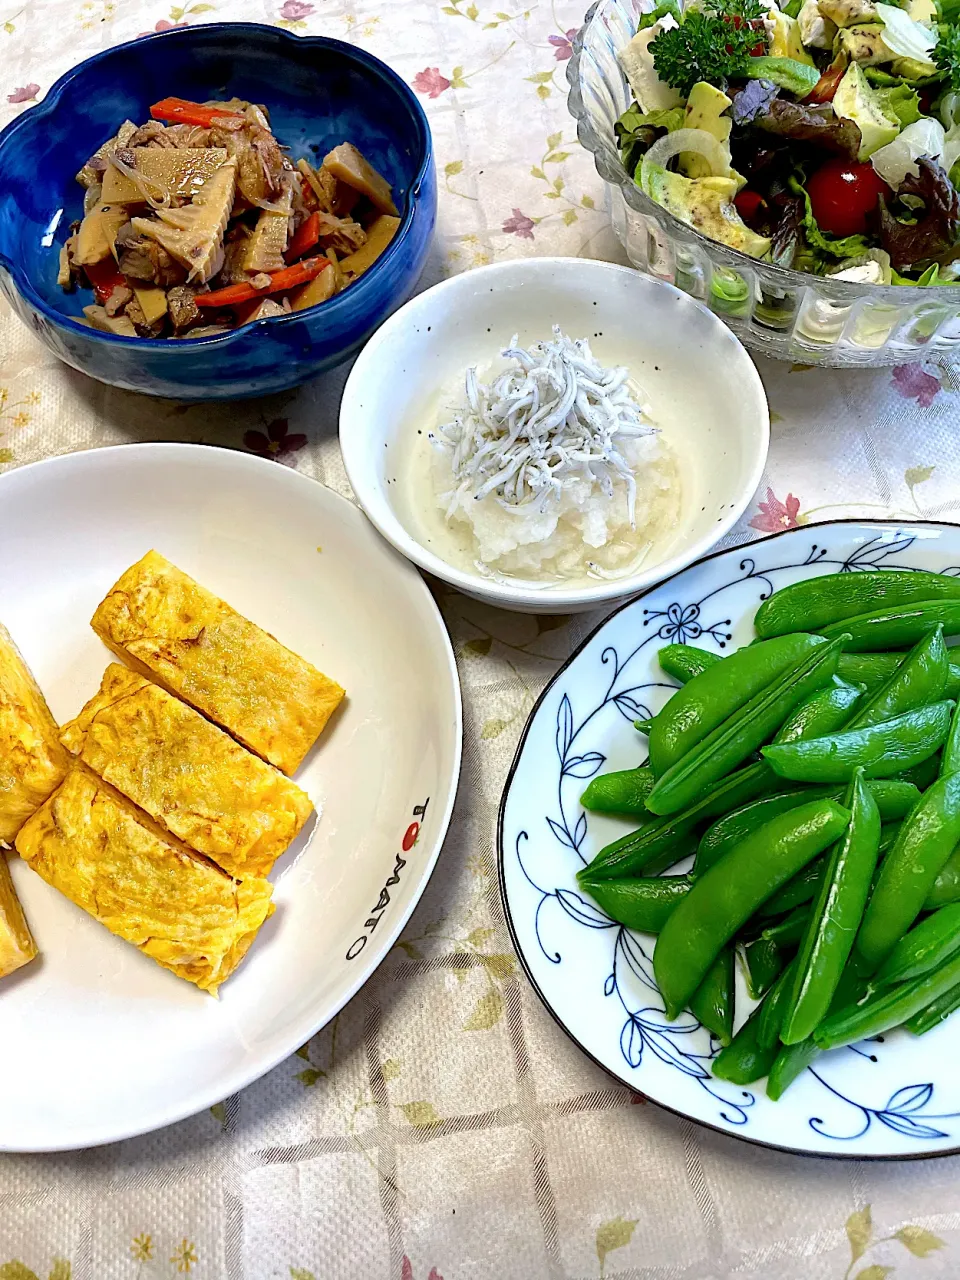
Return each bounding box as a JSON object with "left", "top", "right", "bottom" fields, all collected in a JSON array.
[{"left": 339, "top": 258, "right": 769, "bottom": 614}]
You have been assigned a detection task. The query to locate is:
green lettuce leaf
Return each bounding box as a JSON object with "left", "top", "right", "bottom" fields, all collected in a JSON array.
[
  {"left": 639, "top": 0, "right": 682, "bottom": 30},
  {"left": 875, "top": 85, "right": 924, "bottom": 125},
  {"left": 615, "top": 103, "right": 687, "bottom": 175}
]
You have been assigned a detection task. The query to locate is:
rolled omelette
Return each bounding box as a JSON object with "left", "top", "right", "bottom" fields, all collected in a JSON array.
[
  {"left": 90, "top": 551, "right": 345, "bottom": 775},
  {"left": 16, "top": 766, "right": 274, "bottom": 995},
  {"left": 0, "top": 852, "right": 37, "bottom": 980},
  {"left": 61, "top": 664, "right": 313, "bottom": 879},
  {"left": 0, "top": 622, "right": 68, "bottom": 844}
]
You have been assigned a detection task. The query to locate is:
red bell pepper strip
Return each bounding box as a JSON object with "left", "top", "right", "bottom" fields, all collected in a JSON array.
[
  {"left": 195, "top": 256, "right": 328, "bottom": 308},
  {"left": 84, "top": 257, "right": 129, "bottom": 305},
  {"left": 285, "top": 212, "right": 321, "bottom": 264},
  {"left": 149, "top": 97, "right": 245, "bottom": 128}
]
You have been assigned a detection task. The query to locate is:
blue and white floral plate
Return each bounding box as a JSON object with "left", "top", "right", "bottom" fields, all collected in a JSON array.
[{"left": 499, "top": 520, "right": 960, "bottom": 1159}]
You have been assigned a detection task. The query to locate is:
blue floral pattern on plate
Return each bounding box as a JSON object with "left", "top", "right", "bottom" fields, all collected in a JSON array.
[{"left": 498, "top": 522, "right": 960, "bottom": 1157}]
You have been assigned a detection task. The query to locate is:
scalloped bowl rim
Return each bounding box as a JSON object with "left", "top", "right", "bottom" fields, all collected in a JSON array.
[
  {"left": 0, "top": 23, "right": 432, "bottom": 349},
  {"left": 568, "top": 0, "right": 959, "bottom": 305},
  {"left": 339, "top": 256, "right": 770, "bottom": 611}
]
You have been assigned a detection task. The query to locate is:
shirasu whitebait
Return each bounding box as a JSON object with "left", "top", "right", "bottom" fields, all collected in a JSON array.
[{"left": 430, "top": 327, "right": 657, "bottom": 525}]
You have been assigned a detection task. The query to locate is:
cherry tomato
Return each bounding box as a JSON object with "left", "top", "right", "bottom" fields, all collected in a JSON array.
[
  {"left": 734, "top": 189, "right": 765, "bottom": 224},
  {"left": 805, "top": 158, "right": 890, "bottom": 238}
]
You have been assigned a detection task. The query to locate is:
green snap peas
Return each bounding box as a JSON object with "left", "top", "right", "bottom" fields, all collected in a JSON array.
[
  {"left": 741, "top": 935, "right": 789, "bottom": 1000},
  {"left": 873, "top": 903, "right": 960, "bottom": 988},
  {"left": 653, "top": 800, "right": 850, "bottom": 1018},
  {"left": 580, "top": 766, "right": 655, "bottom": 816},
  {"left": 780, "top": 770, "right": 881, "bottom": 1045},
  {"left": 757, "top": 958, "right": 798, "bottom": 1050},
  {"left": 759, "top": 858, "right": 826, "bottom": 918},
  {"left": 657, "top": 644, "right": 721, "bottom": 684},
  {"left": 927, "top": 847, "right": 960, "bottom": 909},
  {"left": 696, "top": 780, "right": 918, "bottom": 878},
  {"left": 942, "top": 700, "right": 960, "bottom": 778},
  {"left": 845, "top": 626, "right": 948, "bottom": 731},
  {"left": 899, "top": 752, "right": 943, "bottom": 790},
  {"left": 762, "top": 701, "right": 955, "bottom": 784},
  {"left": 690, "top": 946, "right": 734, "bottom": 1045},
  {"left": 580, "top": 761, "right": 775, "bottom": 882},
  {"left": 815, "top": 948, "right": 960, "bottom": 1050},
  {"left": 857, "top": 770, "right": 960, "bottom": 968},
  {"left": 711, "top": 1001, "right": 780, "bottom": 1084},
  {"left": 647, "top": 639, "right": 845, "bottom": 817},
  {"left": 822, "top": 601, "right": 960, "bottom": 653},
  {"left": 906, "top": 981, "right": 960, "bottom": 1035},
  {"left": 579, "top": 876, "right": 691, "bottom": 934},
  {"left": 754, "top": 570, "right": 960, "bottom": 640},
  {"left": 766, "top": 964, "right": 869, "bottom": 1100},
  {"left": 772, "top": 678, "right": 864, "bottom": 746},
  {"left": 760, "top": 905, "right": 811, "bottom": 948},
  {"left": 838, "top": 652, "right": 960, "bottom": 700},
  {"left": 647, "top": 633, "right": 824, "bottom": 778}
]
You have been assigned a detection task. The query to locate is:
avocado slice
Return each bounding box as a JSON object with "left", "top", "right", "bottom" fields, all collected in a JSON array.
[
  {"left": 833, "top": 61, "right": 900, "bottom": 158},
  {"left": 682, "top": 82, "right": 733, "bottom": 177},
  {"left": 767, "top": 10, "right": 817, "bottom": 64},
  {"left": 744, "top": 56, "right": 821, "bottom": 96},
  {"left": 645, "top": 165, "right": 772, "bottom": 258},
  {"left": 836, "top": 23, "right": 894, "bottom": 65}
]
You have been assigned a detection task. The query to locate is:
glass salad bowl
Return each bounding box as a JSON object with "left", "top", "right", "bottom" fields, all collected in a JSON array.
[{"left": 568, "top": 0, "right": 960, "bottom": 366}]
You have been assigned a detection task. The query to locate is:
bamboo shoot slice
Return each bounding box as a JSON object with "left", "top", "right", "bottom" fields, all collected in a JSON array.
[
  {"left": 102, "top": 148, "right": 228, "bottom": 205},
  {"left": 322, "top": 143, "right": 398, "bottom": 216},
  {"left": 132, "top": 159, "right": 237, "bottom": 284},
  {"left": 338, "top": 215, "right": 401, "bottom": 281},
  {"left": 289, "top": 263, "right": 337, "bottom": 311}
]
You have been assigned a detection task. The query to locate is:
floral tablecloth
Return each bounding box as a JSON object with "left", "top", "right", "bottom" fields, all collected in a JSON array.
[{"left": 3, "top": 1, "right": 960, "bottom": 1277}]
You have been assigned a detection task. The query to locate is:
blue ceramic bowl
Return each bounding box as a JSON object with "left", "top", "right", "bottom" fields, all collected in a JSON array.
[{"left": 0, "top": 24, "right": 436, "bottom": 400}]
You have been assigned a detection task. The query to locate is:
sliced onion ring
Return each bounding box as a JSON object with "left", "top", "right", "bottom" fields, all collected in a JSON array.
[{"left": 640, "top": 128, "right": 731, "bottom": 195}]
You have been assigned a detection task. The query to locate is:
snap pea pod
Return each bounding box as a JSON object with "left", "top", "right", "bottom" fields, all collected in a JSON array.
[
  {"left": 741, "top": 935, "right": 789, "bottom": 1000},
  {"left": 905, "top": 980, "right": 960, "bottom": 1035},
  {"left": 845, "top": 626, "right": 948, "bottom": 732},
  {"left": 759, "top": 819, "right": 901, "bottom": 920},
  {"left": 580, "top": 766, "right": 655, "bottom": 816},
  {"left": 579, "top": 761, "right": 775, "bottom": 882},
  {"left": 690, "top": 946, "right": 734, "bottom": 1046},
  {"left": 900, "top": 752, "right": 943, "bottom": 791},
  {"left": 647, "top": 633, "right": 824, "bottom": 778},
  {"left": 696, "top": 780, "right": 918, "bottom": 877},
  {"left": 579, "top": 876, "right": 692, "bottom": 934},
  {"left": 926, "top": 847, "right": 960, "bottom": 909},
  {"left": 653, "top": 800, "right": 850, "bottom": 1018},
  {"left": 711, "top": 1001, "right": 780, "bottom": 1085},
  {"left": 762, "top": 701, "right": 955, "bottom": 784},
  {"left": 757, "top": 958, "right": 799, "bottom": 1050},
  {"left": 772, "top": 678, "right": 864, "bottom": 746},
  {"left": 942, "top": 700, "right": 960, "bottom": 778},
  {"left": 647, "top": 639, "right": 846, "bottom": 817},
  {"left": 658, "top": 644, "right": 721, "bottom": 685},
  {"left": 815, "top": 948, "right": 960, "bottom": 1050},
  {"left": 766, "top": 963, "right": 870, "bottom": 1100},
  {"left": 760, "top": 905, "right": 811, "bottom": 948},
  {"left": 822, "top": 601, "right": 960, "bottom": 653},
  {"left": 838, "top": 652, "right": 960, "bottom": 700},
  {"left": 780, "top": 770, "right": 881, "bottom": 1045},
  {"left": 857, "top": 770, "right": 960, "bottom": 968},
  {"left": 754, "top": 570, "right": 960, "bottom": 640},
  {"left": 873, "top": 903, "right": 960, "bottom": 988}
]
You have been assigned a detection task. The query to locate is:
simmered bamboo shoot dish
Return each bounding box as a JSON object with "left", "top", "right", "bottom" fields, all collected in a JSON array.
[{"left": 62, "top": 96, "right": 401, "bottom": 339}]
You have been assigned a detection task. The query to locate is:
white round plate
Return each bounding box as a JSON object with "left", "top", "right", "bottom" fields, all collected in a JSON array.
[
  {"left": 500, "top": 520, "right": 960, "bottom": 1159},
  {"left": 0, "top": 444, "right": 461, "bottom": 1152}
]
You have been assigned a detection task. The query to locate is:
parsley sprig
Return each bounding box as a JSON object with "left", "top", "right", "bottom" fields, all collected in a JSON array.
[
  {"left": 650, "top": 0, "right": 767, "bottom": 98},
  {"left": 936, "top": 24, "right": 960, "bottom": 94}
]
